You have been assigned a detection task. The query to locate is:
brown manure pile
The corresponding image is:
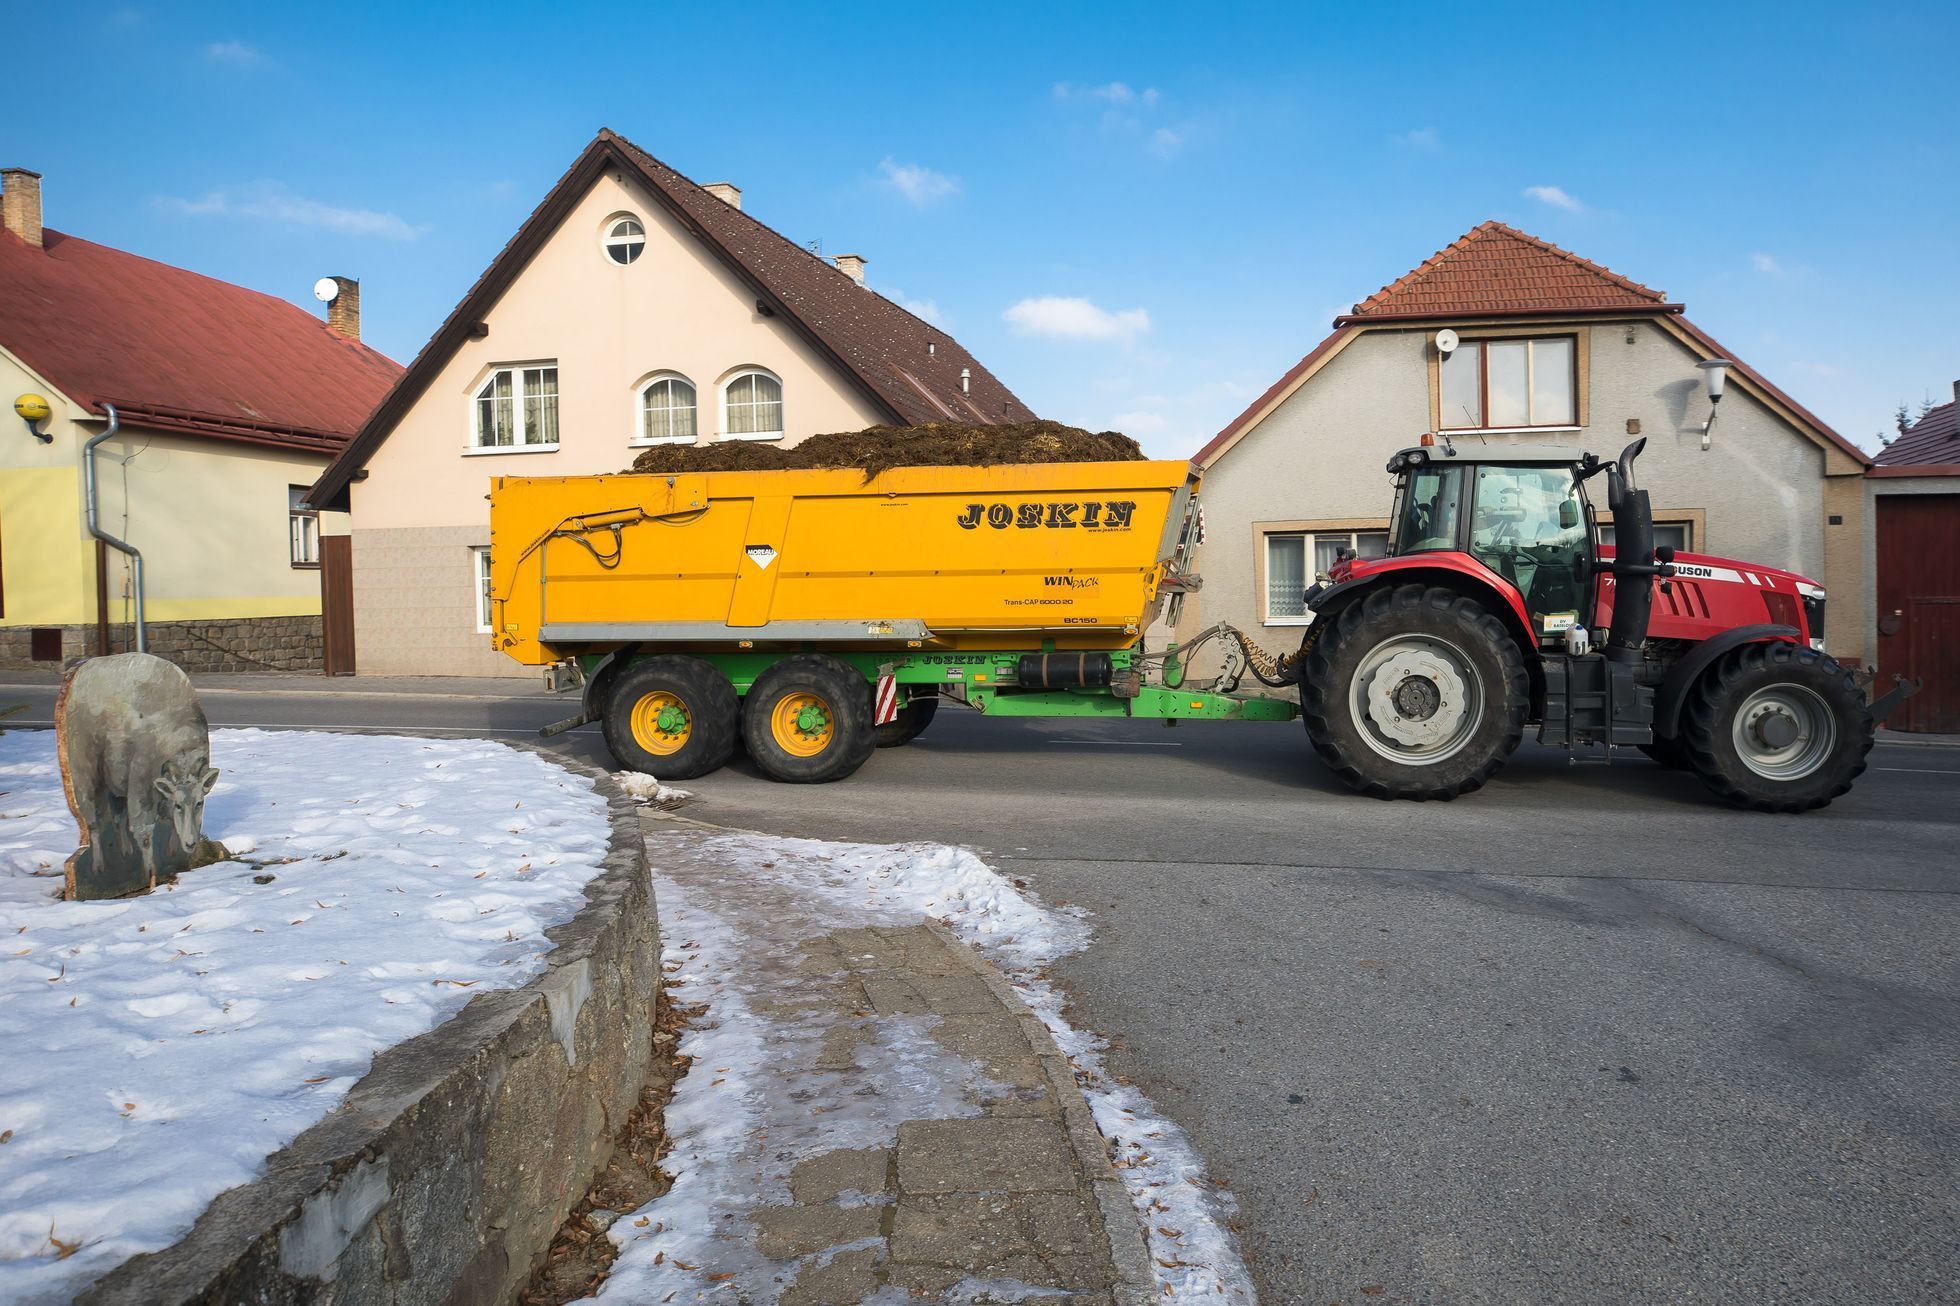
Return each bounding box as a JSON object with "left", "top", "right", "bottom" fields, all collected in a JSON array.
[{"left": 625, "top": 420, "right": 1145, "bottom": 482}]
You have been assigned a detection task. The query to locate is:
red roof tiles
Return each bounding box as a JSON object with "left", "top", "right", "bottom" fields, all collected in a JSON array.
[
  {"left": 1341, "top": 221, "right": 1671, "bottom": 322},
  {"left": 1876, "top": 396, "right": 1958, "bottom": 468},
  {"left": 0, "top": 227, "right": 400, "bottom": 452}
]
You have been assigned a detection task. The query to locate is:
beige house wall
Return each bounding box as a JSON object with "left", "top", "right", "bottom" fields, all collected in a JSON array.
[
  {"left": 1, "top": 344, "right": 333, "bottom": 634},
  {"left": 347, "top": 169, "right": 891, "bottom": 674},
  {"left": 1184, "top": 318, "right": 1874, "bottom": 674}
]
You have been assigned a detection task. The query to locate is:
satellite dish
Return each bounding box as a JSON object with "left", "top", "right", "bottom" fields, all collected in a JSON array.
[
  {"left": 313, "top": 277, "right": 340, "bottom": 303},
  {"left": 1435, "top": 328, "right": 1460, "bottom": 356}
]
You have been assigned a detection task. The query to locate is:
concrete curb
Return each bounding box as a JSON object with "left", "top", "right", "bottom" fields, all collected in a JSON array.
[
  {"left": 923, "top": 920, "right": 1157, "bottom": 1306},
  {"left": 79, "top": 741, "right": 654, "bottom": 1306}
]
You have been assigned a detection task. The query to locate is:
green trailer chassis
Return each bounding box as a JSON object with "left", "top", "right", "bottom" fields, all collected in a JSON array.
[{"left": 570, "top": 645, "right": 1297, "bottom": 724}]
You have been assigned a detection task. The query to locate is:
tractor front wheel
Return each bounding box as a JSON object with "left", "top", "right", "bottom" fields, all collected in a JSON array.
[
  {"left": 743, "top": 654, "right": 878, "bottom": 783},
  {"left": 1302, "top": 584, "right": 1529, "bottom": 800},
  {"left": 1679, "top": 642, "right": 1871, "bottom": 812},
  {"left": 600, "top": 656, "right": 740, "bottom": 780}
]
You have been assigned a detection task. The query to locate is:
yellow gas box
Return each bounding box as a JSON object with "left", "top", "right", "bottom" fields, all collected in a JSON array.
[{"left": 487, "top": 460, "right": 1199, "bottom": 666}]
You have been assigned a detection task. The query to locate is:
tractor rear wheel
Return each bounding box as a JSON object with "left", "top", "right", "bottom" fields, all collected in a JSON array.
[
  {"left": 1638, "top": 736, "right": 1691, "bottom": 770},
  {"left": 1302, "top": 584, "right": 1529, "bottom": 800},
  {"left": 875, "top": 695, "right": 939, "bottom": 748},
  {"left": 743, "top": 654, "right": 878, "bottom": 783},
  {"left": 600, "top": 656, "right": 740, "bottom": 780},
  {"left": 1679, "top": 642, "right": 1870, "bottom": 812}
]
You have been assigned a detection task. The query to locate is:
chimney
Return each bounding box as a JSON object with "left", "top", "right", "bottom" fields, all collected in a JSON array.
[
  {"left": 834, "top": 253, "right": 867, "bottom": 286},
  {"left": 702, "top": 182, "right": 742, "bottom": 210},
  {"left": 2, "top": 168, "right": 44, "bottom": 248},
  {"left": 325, "top": 276, "right": 361, "bottom": 341}
]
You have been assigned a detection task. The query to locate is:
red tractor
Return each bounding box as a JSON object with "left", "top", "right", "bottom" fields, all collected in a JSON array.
[{"left": 1297, "top": 438, "right": 1915, "bottom": 811}]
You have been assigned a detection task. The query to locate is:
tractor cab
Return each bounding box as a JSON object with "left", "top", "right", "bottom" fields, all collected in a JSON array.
[{"left": 1375, "top": 443, "right": 1602, "bottom": 645}]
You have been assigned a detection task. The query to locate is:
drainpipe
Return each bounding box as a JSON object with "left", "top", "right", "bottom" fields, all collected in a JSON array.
[{"left": 83, "top": 402, "right": 144, "bottom": 652}]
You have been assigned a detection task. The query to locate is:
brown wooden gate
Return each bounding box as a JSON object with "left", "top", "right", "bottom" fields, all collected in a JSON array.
[
  {"left": 320, "top": 534, "right": 356, "bottom": 676},
  {"left": 1875, "top": 494, "right": 1959, "bottom": 732}
]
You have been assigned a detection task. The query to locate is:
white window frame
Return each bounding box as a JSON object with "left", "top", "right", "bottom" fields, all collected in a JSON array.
[
  {"left": 288, "top": 486, "right": 320, "bottom": 568},
  {"left": 1438, "top": 335, "right": 1579, "bottom": 433},
  {"left": 1601, "top": 520, "right": 1694, "bottom": 553},
  {"left": 630, "top": 372, "right": 699, "bottom": 446},
  {"left": 718, "top": 368, "right": 785, "bottom": 441},
  {"left": 466, "top": 363, "right": 560, "bottom": 454},
  {"left": 470, "top": 546, "right": 494, "bottom": 634},
  {"left": 602, "top": 214, "right": 646, "bottom": 265},
  {"left": 1262, "top": 528, "right": 1390, "bottom": 625}
]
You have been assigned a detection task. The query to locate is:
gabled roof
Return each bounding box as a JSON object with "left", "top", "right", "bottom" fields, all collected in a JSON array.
[
  {"left": 312, "top": 129, "right": 1032, "bottom": 506},
  {"left": 1876, "top": 395, "right": 1957, "bottom": 467},
  {"left": 0, "top": 226, "right": 400, "bottom": 453},
  {"left": 1197, "top": 222, "right": 1870, "bottom": 472},
  {"left": 1338, "top": 221, "right": 1674, "bottom": 323}
]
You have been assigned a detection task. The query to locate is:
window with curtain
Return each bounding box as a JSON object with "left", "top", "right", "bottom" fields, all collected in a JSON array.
[
  {"left": 1438, "top": 336, "right": 1576, "bottom": 429},
  {"left": 474, "top": 365, "right": 559, "bottom": 448},
  {"left": 1264, "top": 529, "right": 1390, "bottom": 621},
  {"left": 288, "top": 486, "right": 319, "bottom": 567},
  {"left": 637, "top": 375, "right": 697, "bottom": 443},
  {"left": 471, "top": 547, "right": 494, "bottom": 633},
  {"left": 722, "top": 370, "right": 784, "bottom": 439}
]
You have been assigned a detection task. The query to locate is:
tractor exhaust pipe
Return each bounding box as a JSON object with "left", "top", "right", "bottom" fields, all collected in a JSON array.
[{"left": 1604, "top": 438, "right": 1663, "bottom": 664}]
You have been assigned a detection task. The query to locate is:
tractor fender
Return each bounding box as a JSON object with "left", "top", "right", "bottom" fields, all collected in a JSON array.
[
  {"left": 1306, "top": 560, "right": 1546, "bottom": 710},
  {"left": 1652, "top": 624, "right": 1800, "bottom": 740},
  {"left": 581, "top": 644, "right": 643, "bottom": 719}
]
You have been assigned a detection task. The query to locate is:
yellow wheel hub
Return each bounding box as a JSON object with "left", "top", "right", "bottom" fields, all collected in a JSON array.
[
  {"left": 629, "top": 690, "right": 691, "bottom": 756},
  {"left": 770, "top": 691, "right": 834, "bottom": 757}
]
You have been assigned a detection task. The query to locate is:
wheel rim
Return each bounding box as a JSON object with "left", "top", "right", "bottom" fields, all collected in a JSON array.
[
  {"left": 1348, "top": 634, "right": 1483, "bottom": 766},
  {"left": 629, "top": 690, "right": 691, "bottom": 756},
  {"left": 1730, "top": 684, "right": 1835, "bottom": 780},
  {"left": 770, "top": 691, "right": 834, "bottom": 757}
]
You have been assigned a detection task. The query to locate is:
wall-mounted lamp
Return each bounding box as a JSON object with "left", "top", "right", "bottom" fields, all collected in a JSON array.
[
  {"left": 13, "top": 393, "right": 52, "bottom": 443},
  {"left": 1696, "top": 359, "right": 1731, "bottom": 451}
]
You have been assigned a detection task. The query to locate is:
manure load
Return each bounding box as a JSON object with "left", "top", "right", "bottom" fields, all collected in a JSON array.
[{"left": 488, "top": 460, "right": 1200, "bottom": 666}]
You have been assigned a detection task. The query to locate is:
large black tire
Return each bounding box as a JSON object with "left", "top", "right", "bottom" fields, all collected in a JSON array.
[
  {"left": 743, "top": 654, "right": 878, "bottom": 783},
  {"left": 1679, "top": 642, "right": 1871, "bottom": 812},
  {"left": 600, "top": 656, "right": 740, "bottom": 780},
  {"left": 875, "top": 696, "right": 939, "bottom": 748},
  {"left": 1302, "top": 584, "right": 1529, "bottom": 800}
]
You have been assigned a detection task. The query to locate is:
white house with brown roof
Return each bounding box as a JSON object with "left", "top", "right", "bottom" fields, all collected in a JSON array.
[
  {"left": 0, "top": 166, "right": 400, "bottom": 671},
  {"left": 311, "top": 129, "right": 1032, "bottom": 677},
  {"left": 1179, "top": 222, "right": 1877, "bottom": 672}
]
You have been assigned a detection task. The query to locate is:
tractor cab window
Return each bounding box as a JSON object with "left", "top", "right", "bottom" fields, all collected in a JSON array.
[
  {"left": 1467, "top": 464, "right": 1590, "bottom": 630},
  {"left": 1389, "top": 464, "right": 1466, "bottom": 555}
]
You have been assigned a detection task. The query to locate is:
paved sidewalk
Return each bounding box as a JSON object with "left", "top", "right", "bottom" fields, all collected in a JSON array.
[
  {"left": 610, "top": 818, "right": 1154, "bottom": 1305},
  {"left": 0, "top": 667, "right": 554, "bottom": 698}
]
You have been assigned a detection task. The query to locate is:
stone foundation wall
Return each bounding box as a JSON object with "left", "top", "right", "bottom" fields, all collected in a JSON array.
[{"left": 0, "top": 615, "right": 323, "bottom": 673}]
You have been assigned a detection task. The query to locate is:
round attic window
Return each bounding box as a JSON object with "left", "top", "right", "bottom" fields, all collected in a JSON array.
[{"left": 603, "top": 216, "right": 645, "bottom": 265}]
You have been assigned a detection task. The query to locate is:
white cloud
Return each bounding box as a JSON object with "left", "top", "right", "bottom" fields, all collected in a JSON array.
[
  {"left": 883, "top": 288, "right": 944, "bottom": 326},
  {"left": 1396, "top": 127, "right": 1441, "bottom": 149},
  {"left": 1149, "top": 127, "right": 1185, "bottom": 158},
  {"left": 1112, "top": 409, "right": 1171, "bottom": 436},
  {"left": 204, "top": 39, "right": 263, "bottom": 65},
  {"left": 153, "top": 184, "right": 424, "bottom": 240},
  {"left": 1054, "top": 81, "right": 1160, "bottom": 107},
  {"left": 1003, "top": 296, "right": 1150, "bottom": 343},
  {"left": 1523, "top": 184, "right": 1585, "bottom": 212},
  {"left": 1751, "top": 252, "right": 1784, "bottom": 276},
  {"left": 878, "top": 158, "right": 960, "bottom": 208}
]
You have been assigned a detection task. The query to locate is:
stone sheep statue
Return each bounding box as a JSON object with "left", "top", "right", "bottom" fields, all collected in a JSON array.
[{"left": 56, "top": 653, "right": 225, "bottom": 900}]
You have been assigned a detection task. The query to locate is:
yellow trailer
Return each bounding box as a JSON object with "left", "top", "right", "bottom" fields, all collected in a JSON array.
[{"left": 488, "top": 460, "right": 1294, "bottom": 782}]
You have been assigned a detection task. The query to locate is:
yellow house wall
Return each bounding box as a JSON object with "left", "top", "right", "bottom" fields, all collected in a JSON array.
[{"left": 2, "top": 342, "right": 334, "bottom": 626}]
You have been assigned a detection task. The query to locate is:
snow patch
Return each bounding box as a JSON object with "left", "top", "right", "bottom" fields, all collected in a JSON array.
[
  {"left": 613, "top": 773, "right": 692, "bottom": 806},
  {"left": 0, "top": 729, "right": 612, "bottom": 1305}
]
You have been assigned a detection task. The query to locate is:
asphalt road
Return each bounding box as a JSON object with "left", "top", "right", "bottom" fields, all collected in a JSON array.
[{"left": 6, "top": 677, "right": 1956, "bottom": 1303}]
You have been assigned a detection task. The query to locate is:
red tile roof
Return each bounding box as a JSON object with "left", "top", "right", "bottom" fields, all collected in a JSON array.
[
  {"left": 313, "top": 130, "right": 1032, "bottom": 506},
  {"left": 1875, "top": 395, "right": 1958, "bottom": 467},
  {"left": 0, "top": 227, "right": 400, "bottom": 453},
  {"left": 1340, "top": 221, "right": 1672, "bottom": 323}
]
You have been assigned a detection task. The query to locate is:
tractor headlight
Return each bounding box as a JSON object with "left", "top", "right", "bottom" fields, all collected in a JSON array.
[{"left": 1796, "top": 583, "right": 1826, "bottom": 649}]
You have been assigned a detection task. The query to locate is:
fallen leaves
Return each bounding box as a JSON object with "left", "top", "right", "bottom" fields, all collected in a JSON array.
[{"left": 47, "top": 1224, "right": 83, "bottom": 1260}]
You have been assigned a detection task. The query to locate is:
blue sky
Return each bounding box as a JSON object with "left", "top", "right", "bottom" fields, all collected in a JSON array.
[{"left": 10, "top": 1, "right": 1957, "bottom": 457}]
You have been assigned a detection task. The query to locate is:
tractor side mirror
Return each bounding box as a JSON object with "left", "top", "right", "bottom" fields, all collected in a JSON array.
[
  {"left": 1655, "top": 544, "right": 1676, "bottom": 563},
  {"left": 1559, "top": 500, "right": 1580, "bottom": 530}
]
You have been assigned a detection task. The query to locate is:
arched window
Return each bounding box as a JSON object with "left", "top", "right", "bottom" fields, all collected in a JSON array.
[
  {"left": 603, "top": 216, "right": 645, "bottom": 265},
  {"left": 636, "top": 374, "right": 697, "bottom": 444},
  {"left": 721, "top": 369, "right": 784, "bottom": 440}
]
